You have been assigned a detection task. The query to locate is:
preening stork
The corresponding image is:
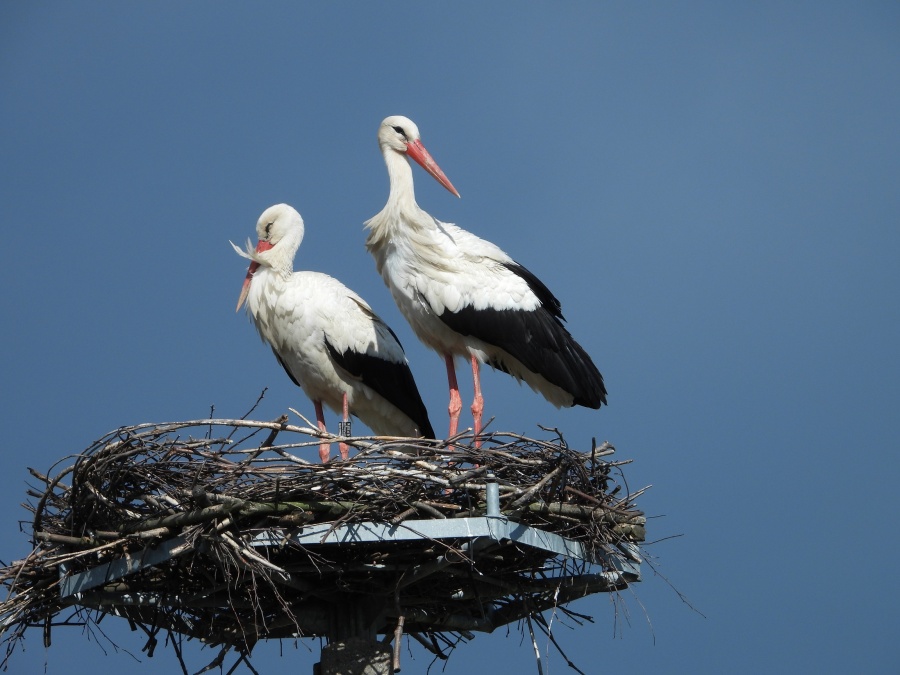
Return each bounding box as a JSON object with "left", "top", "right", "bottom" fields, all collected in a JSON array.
[
  {"left": 234, "top": 203, "right": 435, "bottom": 461},
  {"left": 365, "top": 116, "right": 607, "bottom": 443}
]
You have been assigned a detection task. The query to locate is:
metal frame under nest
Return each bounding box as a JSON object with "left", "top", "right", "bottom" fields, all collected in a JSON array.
[{"left": 0, "top": 414, "right": 646, "bottom": 671}]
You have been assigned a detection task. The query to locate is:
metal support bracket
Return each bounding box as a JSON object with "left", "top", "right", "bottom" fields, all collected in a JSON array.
[{"left": 57, "top": 478, "right": 640, "bottom": 601}]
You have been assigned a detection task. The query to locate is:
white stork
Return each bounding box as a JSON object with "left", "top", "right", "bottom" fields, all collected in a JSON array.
[
  {"left": 234, "top": 203, "right": 435, "bottom": 461},
  {"left": 365, "top": 116, "right": 606, "bottom": 443}
]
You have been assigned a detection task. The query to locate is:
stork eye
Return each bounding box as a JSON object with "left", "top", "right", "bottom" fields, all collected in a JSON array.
[
  {"left": 265, "top": 222, "right": 273, "bottom": 237},
  {"left": 392, "top": 125, "right": 408, "bottom": 140}
]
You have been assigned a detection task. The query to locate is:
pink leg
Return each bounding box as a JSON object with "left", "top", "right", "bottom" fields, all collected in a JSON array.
[
  {"left": 445, "top": 353, "right": 462, "bottom": 440},
  {"left": 339, "top": 392, "right": 350, "bottom": 460},
  {"left": 314, "top": 400, "right": 330, "bottom": 463},
  {"left": 470, "top": 354, "right": 484, "bottom": 448}
]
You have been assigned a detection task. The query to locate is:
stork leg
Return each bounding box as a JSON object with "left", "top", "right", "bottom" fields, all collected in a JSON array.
[
  {"left": 470, "top": 354, "right": 484, "bottom": 448},
  {"left": 313, "top": 400, "right": 331, "bottom": 463},
  {"left": 444, "top": 353, "right": 462, "bottom": 440},
  {"left": 339, "top": 392, "right": 350, "bottom": 460}
]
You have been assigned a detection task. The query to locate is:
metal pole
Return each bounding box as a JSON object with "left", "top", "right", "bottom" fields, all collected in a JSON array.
[
  {"left": 315, "top": 595, "right": 394, "bottom": 675},
  {"left": 316, "top": 638, "right": 393, "bottom": 675},
  {"left": 486, "top": 474, "right": 500, "bottom": 517}
]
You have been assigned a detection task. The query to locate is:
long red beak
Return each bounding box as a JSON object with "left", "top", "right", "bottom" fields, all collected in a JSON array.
[
  {"left": 236, "top": 240, "right": 274, "bottom": 312},
  {"left": 405, "top": 139, "right": 460, "bottom": 198}
]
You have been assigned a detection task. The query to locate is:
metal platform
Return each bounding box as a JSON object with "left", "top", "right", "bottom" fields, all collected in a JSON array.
[{"left": 60, "top": 485, "right": 640, "bottom": 602}]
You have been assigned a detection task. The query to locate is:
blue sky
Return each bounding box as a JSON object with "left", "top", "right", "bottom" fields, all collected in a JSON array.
[{"left": 2, "top": 2, "right": 898, "bottom": 673}]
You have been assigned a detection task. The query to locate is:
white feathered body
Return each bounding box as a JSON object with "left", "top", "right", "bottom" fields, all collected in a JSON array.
[
  {"left": 365, "top": 118, "right": 606, "bottom": 410},
  {"left": 244, "top": 266, "right": 425, "bottom": 436},
  {"left": 235, "top": 203, "right": 433, "bottom": 438},
  {"left": 367, "top": 202, "right": 580, "bottom": 409}
]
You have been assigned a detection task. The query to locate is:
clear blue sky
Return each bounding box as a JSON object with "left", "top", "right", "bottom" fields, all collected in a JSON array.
[{"left": 2, "top": 3, "right": 898, "bottom": 673}]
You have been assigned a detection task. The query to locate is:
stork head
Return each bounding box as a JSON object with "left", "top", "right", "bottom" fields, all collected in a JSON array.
[
  {"left": 254, "top": 203, "right": 305, "bottom": 250},
  {"left": 233, "top": 203, "right": 305, "bottom": 311},
  {"left": 379, "top": 116, "right": 460, "bottom": 198}
]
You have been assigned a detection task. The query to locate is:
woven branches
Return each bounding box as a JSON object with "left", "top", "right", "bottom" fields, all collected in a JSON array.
[{"left": 0, "top": 415, "right": 645, "bottom": 671}]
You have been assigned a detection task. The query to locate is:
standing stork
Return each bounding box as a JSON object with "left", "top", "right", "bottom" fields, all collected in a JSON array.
[
  {"left": 234, "top": 203, "right": 434, "bottom": 461},
  {"left": 365, "top": 116, "right": 606, "bottom": 443}
]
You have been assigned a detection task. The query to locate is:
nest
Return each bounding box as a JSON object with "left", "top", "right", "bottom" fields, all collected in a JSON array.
[{"left": 0, "top": 411, "right": 646, "bottom": 672}]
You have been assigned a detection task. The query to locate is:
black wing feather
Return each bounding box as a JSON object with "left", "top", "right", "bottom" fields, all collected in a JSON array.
[
  {"left": 439, "top": 261, "right": 607, "bottom": 408},
  {"left": 273, "top": 350, "right": 302, "bottom": 388},
  {"left": 324, "top": 338, "right": 435, "bottom": 439}
]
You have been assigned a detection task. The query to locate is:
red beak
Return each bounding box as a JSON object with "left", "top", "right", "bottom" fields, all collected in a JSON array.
[
  {"left": 236, "top": 240, "right": 274, "bottom": 312},
  {"left": 405, "top": 139, "right": 460, "bottom": 198}
]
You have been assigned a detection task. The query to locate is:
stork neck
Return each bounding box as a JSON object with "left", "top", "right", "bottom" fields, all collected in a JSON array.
[
  {"left": 262, "top": 228, "right": 301, "bottom": 277},
  {"left": 384, "top": 147, "right": 418, "bottom": 214},
  {"left": 365, "top": 147, "right": 427, "bottom": 251}
]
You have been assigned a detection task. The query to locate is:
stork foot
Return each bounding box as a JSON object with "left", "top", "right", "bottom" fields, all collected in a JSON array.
[
  {"left": 471, "top": 396, "right": 484, "bottom": 449},
  {"left": 445, "top": 353, "right": 463, "bottom": 447},
  {"left": 338, "top": 393, "right": 351, "bottom": 460},
  {"left": 448, "top": 395, "right": 462, "bottom": 437},
  {"left": 470, "top": 354, "right": 484, "bottom": 449}
]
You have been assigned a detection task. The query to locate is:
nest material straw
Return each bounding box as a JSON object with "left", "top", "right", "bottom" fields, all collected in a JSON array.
[{"left": 0, "top": 414, "right": 645, "bottom": 670}]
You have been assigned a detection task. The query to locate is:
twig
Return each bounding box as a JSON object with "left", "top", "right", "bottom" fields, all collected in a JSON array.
[{"left": 0, "top": 416, "right": 647, "bottom": 675}]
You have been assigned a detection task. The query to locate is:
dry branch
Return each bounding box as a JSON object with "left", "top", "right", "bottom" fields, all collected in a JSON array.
[{"left": 0, "top": 415, "right": 645, "bottom": 672}]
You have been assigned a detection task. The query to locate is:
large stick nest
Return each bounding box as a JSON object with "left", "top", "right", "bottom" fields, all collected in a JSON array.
[{"left": 0, "top": 411, "right": 646, "bottom": 671}]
